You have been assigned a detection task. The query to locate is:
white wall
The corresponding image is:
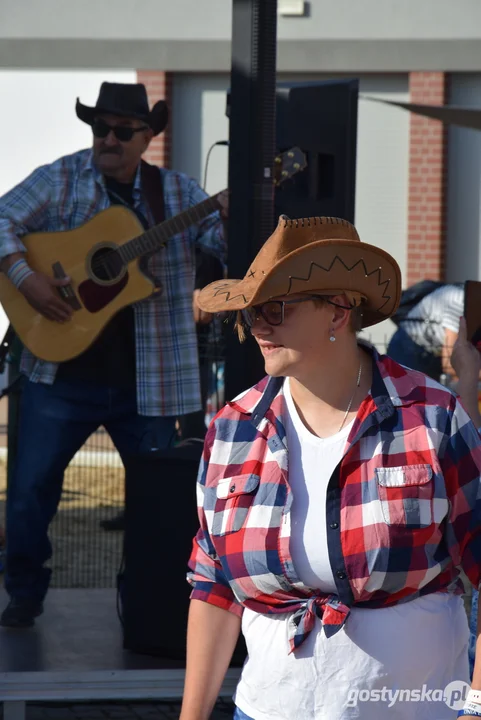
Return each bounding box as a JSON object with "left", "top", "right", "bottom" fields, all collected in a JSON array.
[
  {"left": 172, "top": 73, "right": 410, "bottom": 350},
  {"left": 0, "top": 69, "right": 136, "bottom": 196},
  {"left": 172, "top": 75, "right": 230, "bottom": 196},
  {"left": 0, "top": 69, "right": 136, "bottom": 384},
  {"left": 446, "top": 73, "right": 481, "bottom": 283}
]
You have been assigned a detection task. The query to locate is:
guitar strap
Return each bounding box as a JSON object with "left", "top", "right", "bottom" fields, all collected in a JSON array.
[
  {"left": 140, "top": 159, "right": 166, "bottom": 226},
  {"left": 0, "top": 160, "right": 166, "bottom": 378}
]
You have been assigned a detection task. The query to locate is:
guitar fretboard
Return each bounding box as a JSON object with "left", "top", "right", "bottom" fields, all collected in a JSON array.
[{"left": 116, "top": 194, "right": 222, "bottom": 264}]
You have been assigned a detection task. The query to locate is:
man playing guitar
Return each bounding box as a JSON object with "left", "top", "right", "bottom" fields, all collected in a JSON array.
[{"left": 0, "top": 82, "right": 227, "bottom": 628}]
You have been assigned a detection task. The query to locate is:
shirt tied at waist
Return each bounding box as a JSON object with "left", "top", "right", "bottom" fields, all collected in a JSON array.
[{"left": 288, "top": 595, "right": 351, "bottom": 653}]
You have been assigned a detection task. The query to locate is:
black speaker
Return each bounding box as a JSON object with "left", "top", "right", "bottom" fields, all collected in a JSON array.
[
  {"left": 275, "top": 79, "right": 359, "bottom": 223},
  {"left": 226, "top": 79, "right": 359, "bottom": 222},
  {"left": 122, "top": 441, "right": 246, "bottom": 665}
]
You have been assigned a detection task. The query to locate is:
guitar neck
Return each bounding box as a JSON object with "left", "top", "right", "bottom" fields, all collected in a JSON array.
[{"left": 118, "top": 192, "right": 223, "bottom": 263}]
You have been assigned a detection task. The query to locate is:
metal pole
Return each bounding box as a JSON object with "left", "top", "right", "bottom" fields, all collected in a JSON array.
[{"left": 225, "top": 0, "right": 278, "bottom": 400}]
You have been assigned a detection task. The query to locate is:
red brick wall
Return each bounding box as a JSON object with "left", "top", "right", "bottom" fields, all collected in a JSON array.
[
  {"left": 406, "top": 72, "right": 448, "bottom": 286},
  {"left": 136, "top": 70, "right": 172, "bottom": 168}
]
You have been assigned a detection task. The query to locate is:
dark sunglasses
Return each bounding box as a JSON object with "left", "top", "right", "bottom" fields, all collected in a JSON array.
[
  {"left": 92, "top": 119, "right": 149, "bottom": 142},
  {"left": 240, "top": 295, "right": 353, "bottom": 329}
]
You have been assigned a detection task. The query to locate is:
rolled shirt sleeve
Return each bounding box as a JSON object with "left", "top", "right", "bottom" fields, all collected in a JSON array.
[
  {"left": 187, "top": 423, "right": 243, "bottom": 616},
  {"left": 0, "top": 164, "right": 53, "bottom": 262},
  {"left": 441, "top": 395, "right": 481, "bottom": 589}
]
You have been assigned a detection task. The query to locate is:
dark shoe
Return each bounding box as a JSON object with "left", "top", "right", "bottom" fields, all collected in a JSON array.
[
  {"left": 0, "top": 597, "right": 44, "bottom": 628},
  {"left": 100, "top": 510, "right": 125, "bottom": 532}
]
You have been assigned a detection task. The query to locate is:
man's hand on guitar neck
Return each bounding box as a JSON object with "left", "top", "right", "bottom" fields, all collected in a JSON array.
[{"left": 2, "top": 253, "right": 73, "bottom": 323}]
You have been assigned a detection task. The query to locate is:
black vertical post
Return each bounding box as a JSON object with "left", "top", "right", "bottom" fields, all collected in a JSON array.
[{"left": 224, "top": 0, "right": 278, "bottom": 401}]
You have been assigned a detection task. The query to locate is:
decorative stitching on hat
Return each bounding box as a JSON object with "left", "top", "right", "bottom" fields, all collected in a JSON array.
[
  {"left": 283, "top": 216, "right": 354, "bottom": 229},
  {"left": 285, "top": 256, "right": 392, "bottom": 312},
  {"left": 212, "top": 283, "right": 248, "bottom": 304}
]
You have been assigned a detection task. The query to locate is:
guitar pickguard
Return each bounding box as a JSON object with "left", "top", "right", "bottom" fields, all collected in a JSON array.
[{"left": 78, "top": 274, "right": 129, "bottom": 313}]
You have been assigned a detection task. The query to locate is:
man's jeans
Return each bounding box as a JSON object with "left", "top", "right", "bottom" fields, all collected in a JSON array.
[
  {"left": 5, "top": 378, "right": 176, "bottom": 603},
  {"left": 233, "top": 709, "right": 254, "bottom": 720}
]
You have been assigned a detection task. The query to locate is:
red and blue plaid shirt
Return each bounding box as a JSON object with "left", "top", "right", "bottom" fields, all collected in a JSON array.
[{"left": 188, "top": 347, "right": 481, "bottom": 652}]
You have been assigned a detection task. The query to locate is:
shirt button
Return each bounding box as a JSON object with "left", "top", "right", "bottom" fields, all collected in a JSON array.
[
  {"left": 336, "top": 570, "right": 347, "bottom": 580},
  {"left": 330, "top": 522, "right": 339, "bottom": 530},
  {"left": 230, "top": 485, "right": 236, "bottom": 493}
]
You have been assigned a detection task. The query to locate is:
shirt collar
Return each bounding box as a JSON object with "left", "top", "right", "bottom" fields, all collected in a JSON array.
[
  {"left": 81, "top": 148, "right": 143, "bottom": 197},
  {"left": 230, "top": 343, "right": 426, "bottom": 430}
]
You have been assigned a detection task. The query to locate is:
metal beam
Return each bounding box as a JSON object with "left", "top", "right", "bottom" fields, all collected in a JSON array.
[
  {"left": 2, "top": 38, "right": 481, "bottom": 72},
  {"left": 225, "top": 0, "right": 279, "bottom": 399}
]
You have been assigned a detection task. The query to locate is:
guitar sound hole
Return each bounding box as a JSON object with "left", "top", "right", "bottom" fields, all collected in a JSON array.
[{"left": 90, "top": 247, "right": 125, "bottom": 283}]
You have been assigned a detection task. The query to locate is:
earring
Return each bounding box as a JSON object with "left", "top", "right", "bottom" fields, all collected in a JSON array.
[{"left": 329, "top": 332, "right": 336, "bottom": 343}]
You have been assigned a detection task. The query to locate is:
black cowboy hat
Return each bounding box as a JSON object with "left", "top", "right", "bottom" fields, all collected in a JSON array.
[{"left": 76, "top": 82, "right": 168, "bottom": 137}]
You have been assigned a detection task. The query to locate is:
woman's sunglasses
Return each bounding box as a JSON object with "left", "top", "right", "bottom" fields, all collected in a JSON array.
[
  {"left": 240, "top": 295, "right": 352, "bottom": 329},
  {"left": 92, "top": 119, "right": 149, "bottom": 142}
]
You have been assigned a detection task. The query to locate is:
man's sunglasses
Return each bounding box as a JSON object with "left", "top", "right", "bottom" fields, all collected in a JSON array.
[
  {"left": 240, "top": 295, "right": 353, "bottom": 329},
  {"left": 92, "top": 119, "right": 149, "bottom": 142}
]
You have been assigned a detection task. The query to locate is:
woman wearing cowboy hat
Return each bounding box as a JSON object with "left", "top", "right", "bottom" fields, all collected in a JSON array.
[{"left": 180, "top": 216, "right": 481, "bottom": 720}]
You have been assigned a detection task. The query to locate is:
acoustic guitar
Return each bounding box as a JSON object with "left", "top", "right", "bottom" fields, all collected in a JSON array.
[{"left": 0, "top": 148, "right": 306, "bottom": 363}]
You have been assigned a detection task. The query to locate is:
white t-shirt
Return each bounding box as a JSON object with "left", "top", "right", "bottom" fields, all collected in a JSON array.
[
  {"left": 284, "top": 376, "right": 351, "bottom": 593},
  {"left": 402, "top": 284, "right": 464, "bottom": 352},
  {"left": 234, "top": 377, "right": 469, "bottom": 720}
]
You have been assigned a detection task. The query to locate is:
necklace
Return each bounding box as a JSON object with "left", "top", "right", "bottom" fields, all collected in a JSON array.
[{"left": 338, "top": 358, "right": 363, "bottom": 433}]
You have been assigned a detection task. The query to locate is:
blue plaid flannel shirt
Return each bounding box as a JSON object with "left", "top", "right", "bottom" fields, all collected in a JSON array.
[{"left": 0, "top": 149, "right": 226, "bottom": 416}]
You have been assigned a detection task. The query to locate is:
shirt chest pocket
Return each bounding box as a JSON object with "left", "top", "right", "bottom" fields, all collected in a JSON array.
[
  {"left": 212, "top": 474, "right": 260, "bottom": 536},
  {"left": 375, "top": 465, "right": 434, "bottom": 528}
]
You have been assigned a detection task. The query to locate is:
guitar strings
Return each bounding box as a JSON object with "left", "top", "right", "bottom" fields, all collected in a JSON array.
[{"left": 88, "top": 195, "right": 220, "bottom": 278}]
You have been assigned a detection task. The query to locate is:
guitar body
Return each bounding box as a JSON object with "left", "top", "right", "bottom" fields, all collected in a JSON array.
[{"left": 0, "top": 206, "right": 156, "bottom": 363}]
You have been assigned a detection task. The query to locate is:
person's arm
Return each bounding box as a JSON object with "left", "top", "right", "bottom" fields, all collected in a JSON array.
[
  {"left": 181, "top": 423, "right": 244, "bottom": 719},
  {"left": 441, "top": 396, "right": 481, "bottom": 717},
  {"left": 441, "top": 327, "right": 459, "bottom": 378},
  {"left": 0, "top": 165, "right": 72, "bottom": 322},
  {"left": 0, "top": 164, "right": 54, "bottom": 262},
  {"left": 451, "top": 317, "right": 481, "bottom": 428},
  {"left": 180, "top": 600, "right": 241, "bottom": 720}
]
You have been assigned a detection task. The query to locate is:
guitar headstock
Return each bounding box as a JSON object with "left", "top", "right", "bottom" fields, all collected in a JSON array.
[{"left": 273, "top": 147, "right": 307, "bottom": 187}]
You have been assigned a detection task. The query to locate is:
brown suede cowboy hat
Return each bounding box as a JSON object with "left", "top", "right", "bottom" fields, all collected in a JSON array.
[
  {"left": 76, "top": 82, "right": 169, "bottom": 137},
  {"left": 197, "top": 215, "right": 402, "bottom": 328}
]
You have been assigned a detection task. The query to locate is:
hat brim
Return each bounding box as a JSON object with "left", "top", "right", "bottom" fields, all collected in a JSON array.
[
  {"left": 75, "top": 98, "right": 168, "bottom": 136},
  {"left": 197, "top": 239, "right": 401, "bottom": 328}
]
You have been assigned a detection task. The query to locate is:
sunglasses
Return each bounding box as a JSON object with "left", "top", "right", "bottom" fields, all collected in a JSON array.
[
  {"left": 92, "top": 119, "right": 149, "bottom": 142},
  {"left": 240, "top": 295, "right": 353, "bottom": 329}
]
